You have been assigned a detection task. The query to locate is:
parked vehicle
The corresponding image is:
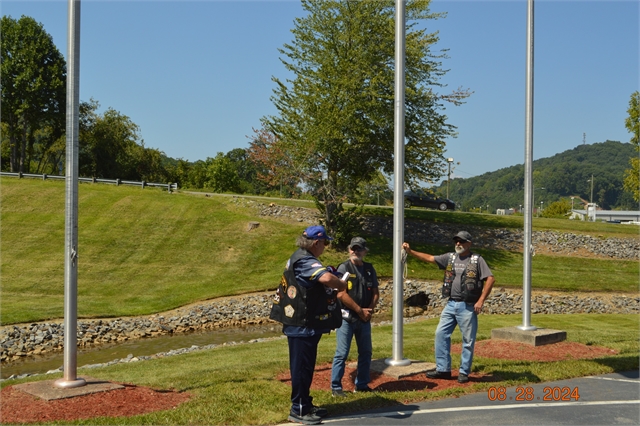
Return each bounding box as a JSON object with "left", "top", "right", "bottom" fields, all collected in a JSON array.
[{"left": 403, "top": 189, "right": 455, "bottom": 211}]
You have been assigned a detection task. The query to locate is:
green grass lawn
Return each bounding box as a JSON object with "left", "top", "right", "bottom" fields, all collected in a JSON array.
[
  {"left": 4, "top": 313, "right": 637, "bottom": 425},
  {"left": 2, "top": 177, "right": 639, "bottom": 324}
]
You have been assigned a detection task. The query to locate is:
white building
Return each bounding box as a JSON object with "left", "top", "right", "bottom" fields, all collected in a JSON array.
[{"left": 569, "top": 204, "right": 640, "bottom": 224}]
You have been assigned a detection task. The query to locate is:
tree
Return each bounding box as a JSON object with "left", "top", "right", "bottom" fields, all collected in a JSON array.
[
  {"left": 78, "top": 99, "right": 172, "bottom": 182},
  {"left": 623, "top": 91, "right": 639, "bottom": 203},
  {"left": 205, "top": 153, "right": 241, "bottom": 193},
  {"left": 79, "top": 100, "right": 142, "bottom": 179},
  {"left": 225, "top": 148, "right": 264, "bottom": 194},
  {"left": 1, "top": 15, "right": 66, "bottom": 173},
  {"left": 541, "top": 199, "right": 571, "bottom": 219},
  {"left": 248, "top": 126, "right": 301, "bottom": 197},
  {"left": 263, "top": 0, "right": 469, "bottom": 242}
]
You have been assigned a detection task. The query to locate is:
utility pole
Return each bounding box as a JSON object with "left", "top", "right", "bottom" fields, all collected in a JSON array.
[
  {"left": 446, "top": 157, "right": 454, "bottom": 199},
  {"left": 589, "top": 174, "right": 594, "bottom": 204}
]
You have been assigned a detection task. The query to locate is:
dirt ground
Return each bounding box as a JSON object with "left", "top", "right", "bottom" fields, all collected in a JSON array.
[{"left": 1, "top": 339, "right": 616, "bottom": 424}]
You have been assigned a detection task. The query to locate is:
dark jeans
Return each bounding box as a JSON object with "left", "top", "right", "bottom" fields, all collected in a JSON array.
[{"left": 288, "top": 333, "right": 322, "bottom": 416}]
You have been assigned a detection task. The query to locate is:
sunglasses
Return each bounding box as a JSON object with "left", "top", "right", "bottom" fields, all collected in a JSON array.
[{"left": 351, "top": 246, "right": 364, "bottom": 252}]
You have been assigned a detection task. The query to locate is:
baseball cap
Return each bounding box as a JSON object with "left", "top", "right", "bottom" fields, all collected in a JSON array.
[
  {"left": 348, "top": 236, "right": 368, "bottom": 250},
  {"left": 453, "top": 231, "right": 472, "bottom": 242},
  {"left": 303, "top": 225, "right": 334, "bottom": 240}
]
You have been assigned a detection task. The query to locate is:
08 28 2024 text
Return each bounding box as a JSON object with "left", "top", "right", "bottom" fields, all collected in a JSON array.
[{"left": 487, "top": 386, "right": 580, "bottom": 402}]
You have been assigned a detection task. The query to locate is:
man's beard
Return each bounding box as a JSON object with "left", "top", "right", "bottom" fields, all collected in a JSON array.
[{"left": 455, "top": 245, "right": 465, "bottom": 254}]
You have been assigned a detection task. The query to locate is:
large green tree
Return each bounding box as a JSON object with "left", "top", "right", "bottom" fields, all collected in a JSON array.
[
  {"left": 623, "top": 91, "right": 639, "bottom": 203},
  {"left": 1, "top": 15, "right": 66, "bottom": 173},
  {"left": 78, "top": 99, "right": 170, "bottom": 182},
  {"left": 263, "top": 0, "right": 468, "bottom": 240}
]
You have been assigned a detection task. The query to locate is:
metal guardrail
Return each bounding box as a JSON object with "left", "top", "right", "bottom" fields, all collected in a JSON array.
[{"left": 0, "top": 172, "right": 178, "bottom": 192}]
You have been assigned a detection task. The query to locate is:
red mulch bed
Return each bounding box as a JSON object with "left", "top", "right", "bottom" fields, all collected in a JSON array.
[
  {"left": 0, "top": 340, "right": 616, "bottom": 424},
  {"left": 278, "top": 339, "right": 617, "bottom": 393},
  {"left": 0, "top": 382, "right": 190, "bottom": 424}
]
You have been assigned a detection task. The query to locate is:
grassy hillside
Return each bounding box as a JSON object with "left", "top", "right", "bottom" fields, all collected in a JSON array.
[{"left": 1, "top": 177, "right": 638, "bottom": 324}]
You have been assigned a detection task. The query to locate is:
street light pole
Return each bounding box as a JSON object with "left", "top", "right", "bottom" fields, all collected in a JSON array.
[{"left": 447, "top": 157, "right": 454, "bottom": 199}]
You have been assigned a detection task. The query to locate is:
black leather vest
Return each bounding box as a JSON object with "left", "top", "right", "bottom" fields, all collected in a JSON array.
[
  {"left": 341, "top": 260, "right": 375, "bottom": 322},
  {"left": 269, "top": 249, "right": 341, "bottom": 329},
  {"left": 442, "top": 253, "right": 484, "bottom": 304}
]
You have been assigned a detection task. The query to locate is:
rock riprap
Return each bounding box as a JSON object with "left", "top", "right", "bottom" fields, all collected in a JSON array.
[{"left": 2, "top": 281, "right": 637, "bottom": 363}]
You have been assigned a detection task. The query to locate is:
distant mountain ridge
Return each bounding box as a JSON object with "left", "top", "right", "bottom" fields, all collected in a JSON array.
[{"left": 434, "top": 141, "right": 636, "bottom": 211}]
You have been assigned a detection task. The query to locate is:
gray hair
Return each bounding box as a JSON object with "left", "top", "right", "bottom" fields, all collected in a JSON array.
[{"left": 296, "top": 235, "right": 315, "bottom": 250}]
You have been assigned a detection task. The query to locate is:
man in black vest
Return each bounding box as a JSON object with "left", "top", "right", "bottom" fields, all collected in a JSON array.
[
  {"left": 402, "top": 231, "right": 494, "bottom": 384},
  {"left": 272, "top": 225, "right": 347, "bottom": 425},
  {"left": 330, "top": 237, "right": 380, "bottom": 396}
]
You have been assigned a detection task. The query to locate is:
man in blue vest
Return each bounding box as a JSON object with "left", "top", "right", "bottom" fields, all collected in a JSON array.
[
  {"left": 330, "top": 237, "right": 380, "bottom": 396},
  {"left": 402, "top": 231, "right": 495, "bottom": 383},
  {"left": 270, "top": 225, "right": 347, "bottom": 425}
]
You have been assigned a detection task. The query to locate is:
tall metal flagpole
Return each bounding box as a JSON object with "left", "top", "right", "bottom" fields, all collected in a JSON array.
[
  {"left": 55, "top": 0, "right": 86, "bottom": 389},
  {"left": 387, "top": 0, "right": 410, "bottom": 367},
  {"left": 518, "top": 0, "right": 536, "bottom": 332}
]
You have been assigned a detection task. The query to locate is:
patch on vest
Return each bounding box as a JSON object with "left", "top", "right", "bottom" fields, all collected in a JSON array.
[
  {"left": 284, "top": 304, "right": 295, "bottom": 318},
  {"left": 287, "top": 285, "right": 297, "bottom": 299},
  {"left": 347, "top": 280, "right": 353, "bottom": 290}
]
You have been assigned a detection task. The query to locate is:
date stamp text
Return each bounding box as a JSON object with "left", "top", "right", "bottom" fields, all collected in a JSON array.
[{"left": 487, "top": 386, "right": 580, "bottom": 402}]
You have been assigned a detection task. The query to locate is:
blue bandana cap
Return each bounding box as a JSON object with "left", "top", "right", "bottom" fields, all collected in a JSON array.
[{"left": 303, "top": 225, "right": 334, "bottom": 240}]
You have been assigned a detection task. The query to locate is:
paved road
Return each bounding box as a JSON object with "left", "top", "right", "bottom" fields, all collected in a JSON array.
[{"left": 324, "top": 371, "right": 639, "bottom": 425}]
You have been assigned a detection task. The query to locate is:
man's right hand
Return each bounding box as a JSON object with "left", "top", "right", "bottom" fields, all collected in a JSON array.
[{"left": 358, "top": 308, "right": 372, "bottom": 322}]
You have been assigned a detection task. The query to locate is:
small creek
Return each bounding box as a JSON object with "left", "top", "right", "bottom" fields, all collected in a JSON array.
[{"left": 1, "top": 323, "right": 283, "bottom": 380}]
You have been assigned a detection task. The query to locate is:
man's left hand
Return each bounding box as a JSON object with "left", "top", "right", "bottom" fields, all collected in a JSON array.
[{"left": 473, "top": 302, "right": 484, "bottom": 314}]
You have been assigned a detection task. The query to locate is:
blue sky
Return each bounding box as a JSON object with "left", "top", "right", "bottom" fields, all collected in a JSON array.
[{"left": 2, "top": 0, "right": 638, "bottom": 183}]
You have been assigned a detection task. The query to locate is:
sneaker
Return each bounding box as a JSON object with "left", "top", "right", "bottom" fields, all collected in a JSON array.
[
  {"left": 288, "top": 411, "right": 322, "bottom": 425},
  {"left": 426, "top": 369, "right": 452, "bottom": 380},
  {"left": 354, "top": 386, "right": 373, "bottom": 393},
  {"left": 332, "top": 389, "right": 347, "bottom": 398},
  {"left": 310, "top": 405, "right": 328, "bottom": 418},
  {"left": 458, "top": 373, "right": 469, "bottom": 383}
]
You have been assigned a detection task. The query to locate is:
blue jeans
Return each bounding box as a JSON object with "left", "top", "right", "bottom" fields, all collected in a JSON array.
[
  {"left": 331, "top": 318, "right": 372, "bottom": 390},
  {"left": 434, "top": 300, "right": 478, "bottom": 376}
]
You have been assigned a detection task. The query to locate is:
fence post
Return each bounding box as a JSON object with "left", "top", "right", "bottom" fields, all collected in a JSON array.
[
  {"left": 142, "top": 180, "right": 146, "bottom": 188},
  {"left": 43, "top": 174, "right": 47, "bottom": 181}
]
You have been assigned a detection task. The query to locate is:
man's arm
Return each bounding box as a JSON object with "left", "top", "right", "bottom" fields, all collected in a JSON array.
[
  {"left": 369, "top": 267, "right": 380, "bottom": 310},
  {"left": 318, "top": 270, "right": 347, "bottom": 292},
  {"left": 402, "top": 242, "right": 436, "bottom": 264},
  {"left": 369, "top": 286, "right": 379, "bottom": 311},
  {"left": 474, "top": 276, "right": 495, "bottom": 314},
  {"left": 336, "top": 290, "right": 372, "bottom": 322}
]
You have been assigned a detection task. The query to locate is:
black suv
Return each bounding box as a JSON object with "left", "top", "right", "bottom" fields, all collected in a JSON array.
[{"left": 403, "top": 190, "right": 455, "bottom": 211}]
